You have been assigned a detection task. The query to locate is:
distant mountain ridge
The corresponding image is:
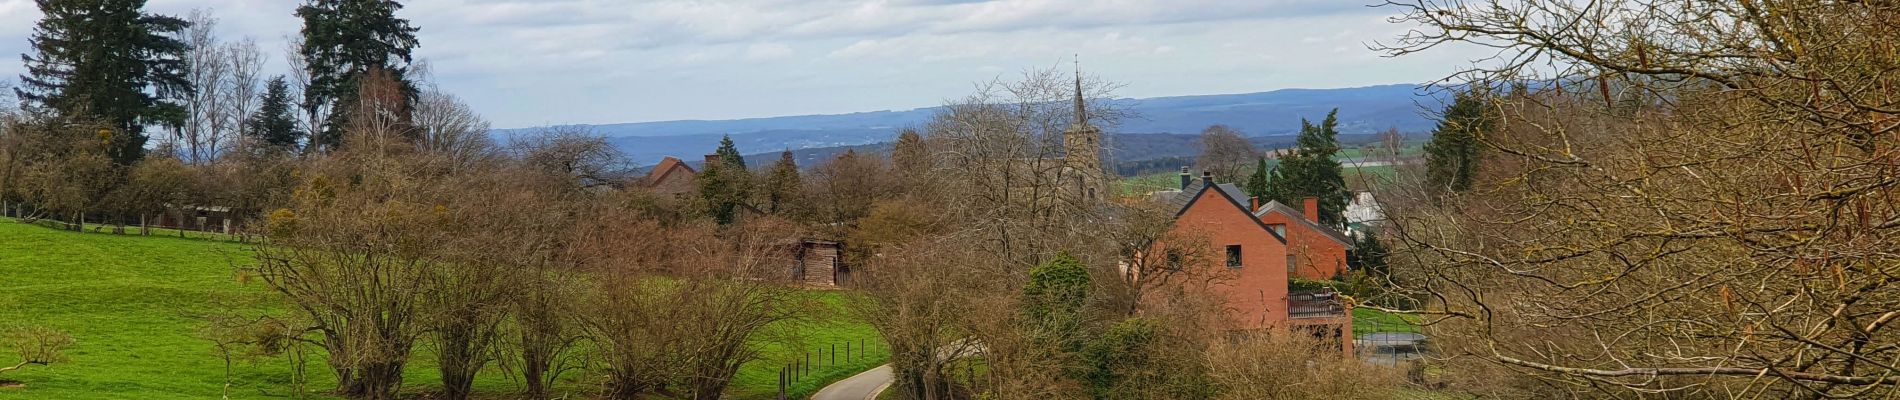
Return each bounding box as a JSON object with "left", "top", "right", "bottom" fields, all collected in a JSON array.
[{"left": 493, "top": 84, "right": 1451, "bottom": 166}]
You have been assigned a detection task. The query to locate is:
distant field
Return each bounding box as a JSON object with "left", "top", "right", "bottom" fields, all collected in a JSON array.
[{"left": 0, "top": 219, "right": 882, "bottom": 399}]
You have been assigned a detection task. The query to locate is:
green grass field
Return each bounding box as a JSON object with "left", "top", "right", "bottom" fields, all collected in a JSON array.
[
  {"left": 0, "top": 219, "right": 883, "bottom": 399},
  {"left": 1352, "top": 308, "right": 1421, "bottom": 336}
]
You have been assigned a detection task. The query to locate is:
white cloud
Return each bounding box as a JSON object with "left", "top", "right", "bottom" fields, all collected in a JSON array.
[
  {"left": 743, "top": 43, "right": 795, "bottom": 62},
  {"left": 1, "top": 0, "right": 1492, "bottom": 127}
]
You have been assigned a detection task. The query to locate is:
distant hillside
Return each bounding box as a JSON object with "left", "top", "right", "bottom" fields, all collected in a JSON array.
[{"left": 497, "top": 84, "right": 1450, "bottom": 166}]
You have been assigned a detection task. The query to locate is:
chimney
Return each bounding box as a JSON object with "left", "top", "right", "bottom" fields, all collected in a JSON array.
[
  {"left": 704, "top": 154, "right": 720, "bottom": 166},
  {"left": 1201, "top": 171, "right": 1214, "bottom": 186},
  {"left": 1250, "top": 198, "right": 1260, "bottom": 213},
  {"left": 1301, "top": 197, "right": 1319, "bottom": 223},
  {"left": 1179, "top": 167, "right": 1192, "bottom": 190}
]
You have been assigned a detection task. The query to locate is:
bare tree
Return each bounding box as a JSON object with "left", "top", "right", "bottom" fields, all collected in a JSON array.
[
  {"left": 254, "top": 155, "right": 453, "bottom": 399},
  {"left": 924, "top": 66, "right": 1128, "bottom": 272},
  {"left": 0, "top": 326, "right": 73, "bottom": 378},
  {"left": 1374, "top": 1, "right": 1900, "bottom": 396},
  {"left": 222, "top": 38, "right": 265, "bottom": 154},
  {"left": 175, "top": 9, "right": 234, "bottom": 164},
  {"left": 572, "top": 216, "right": 802, "bottom": 400},
  {"left": 1194, "top": 125, "right": 1258, "bottom": 183},
  {"left": 1105, "top": 201, "right": 1224, "bottom": 315},
  {"left": 283, "top": 35, "right": 325, "bottom": 142},
  {"left": 509, "top": 126, "right": 626, "bottom": 190}
]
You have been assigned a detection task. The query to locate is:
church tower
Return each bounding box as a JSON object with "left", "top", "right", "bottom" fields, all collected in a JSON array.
[{"left": 1063, "top": 70, "right": 1106, "bottom": 203}]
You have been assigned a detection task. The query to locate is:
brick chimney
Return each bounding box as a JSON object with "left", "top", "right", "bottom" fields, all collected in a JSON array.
[
  {"left": 1301, "top": 197, "right": 1319, "bottom": 222},
  {"left": 1250, "top": 198, "right": 1260, "bottom": 213},
  {"left": 704, "top": 154, "right": 720, "bottom": 166},
  {"left": 1179, "top": 167, "right": 1192, "bottom": 190},
  {"left": 1201, "top": 171, "right": 1214, "bottom": 186}
]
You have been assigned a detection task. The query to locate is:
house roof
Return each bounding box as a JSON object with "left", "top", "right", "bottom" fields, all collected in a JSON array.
[
  {"left": 1167, "top": 182, "right": 1248, "bottom": 212},
  {"left": 1254, "top": 200, "right": 1356, "bottom": 249},
  {"left": 644, "top": 156, "right": 696, "bottom": 184},
  {"left": 1170, "top": 180, "right": 1286, "bottom": 243}
]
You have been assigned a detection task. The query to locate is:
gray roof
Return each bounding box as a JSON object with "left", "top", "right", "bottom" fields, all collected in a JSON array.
[
  {"left": 1167, "top": 181, "right": 1248, "bottom": 212},
  {"left": 1255, "top": 200, "right": 1357, "bottom": 249}
]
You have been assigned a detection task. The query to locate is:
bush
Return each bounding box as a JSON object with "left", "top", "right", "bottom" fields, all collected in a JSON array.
[
  {"left": 1206, "top": 330, "right": 1402, "bottom": 400},
  {"left": 1, "top": 326, "right": 74, "bottom": 376}
]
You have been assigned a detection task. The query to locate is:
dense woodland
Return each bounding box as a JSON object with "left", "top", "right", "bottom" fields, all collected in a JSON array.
[{"left": 2, "top": 0, "right": 1898, "bottom": 399}]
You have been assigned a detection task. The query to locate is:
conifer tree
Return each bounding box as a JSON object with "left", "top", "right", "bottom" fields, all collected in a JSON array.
[
  {"left": 891, "top": 129, "right": 927, "bottom": 178},
  {"left": 297, "top": 0, "right": 420, "bottom": 151},
  {"left": 248, "top": 76, "right": 303, "bottom": 152},
  {"left": 763, "top": 149, "right": 801, "bottom": 214},
  {"left": 699, "top": 135, "right": 752, "bottom": 224},
  {"left": 1425, "top": 88, "right": 1494, "bottom": 192},
  {"left": 1243, "top": 157, "right": 1270, "bottom": 200},
  {"left": 1263, "top": 109, "right": 1349, "bottom": 226},
  {"left": 1350, "top": 230, "right": 1391, "bottom": 282},
  {"left": 16, "top": 0, "right": 192, "bottom": 166}
]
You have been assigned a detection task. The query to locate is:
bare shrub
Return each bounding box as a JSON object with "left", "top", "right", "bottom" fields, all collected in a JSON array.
[
  {"left": 1206, "top": 330, "right": 1402, "bottom": 400},
  {"left": 0, "top": 327, "right": 74, "bottom": 377}
]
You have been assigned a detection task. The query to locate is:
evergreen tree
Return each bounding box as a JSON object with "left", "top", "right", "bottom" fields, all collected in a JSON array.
[
  {"left": 1243, "top": 157, "right": 1270, "bottom": 199},
  {"left": 1349, "top": 230, "right": 1390, "bottom": 282},
  {"left": 248, "top": 76, "right": 303, "bottom": 152},
  {"left": 16, "top": 0, "right": 192, "bottom": 166},
  {"left": 699, "top": 135, "right": 752, "bottom": 224},
  {"left": 763, "top": 149, "right": 801, "bottom": 214},
  {"left": 1021, "top": 253, "right": 1093, "bottom": 353},
  {"left": 1425, "top": 88, "right": 1494, "bottom": 192},
  {"left": 891, "top": 129, "right": 927, "bottom": 179},
  {"left": 713, "top": 134, "right": 746, "bottom": 169},
  {"left": 297, "top": 0, "right": 419, "bottom": 151},
  {"left": 1265, "top": 109, "right": 1350, "bottom": 226}
]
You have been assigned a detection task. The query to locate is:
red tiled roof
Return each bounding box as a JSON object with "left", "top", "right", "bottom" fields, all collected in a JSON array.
[{"left": 645, "top": 156, "right": 696, "bottom": 184}]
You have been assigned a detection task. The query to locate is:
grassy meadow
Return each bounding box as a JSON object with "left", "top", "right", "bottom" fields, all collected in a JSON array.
[{"left": 0, "top": 219, "right": 883, "bottom": 399}]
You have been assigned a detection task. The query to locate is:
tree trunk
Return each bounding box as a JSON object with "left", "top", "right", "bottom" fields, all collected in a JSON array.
[
  {"left": 140, "top": 214, "right": 149, "bottom": 236},
  {"left": 435, "top": 319, "right": 484, "bottom": 400}
]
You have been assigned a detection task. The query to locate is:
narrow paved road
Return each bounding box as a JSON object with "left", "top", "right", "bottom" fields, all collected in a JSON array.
[{"left": 809, "top": 364, "right": 892, "bottom": 400}]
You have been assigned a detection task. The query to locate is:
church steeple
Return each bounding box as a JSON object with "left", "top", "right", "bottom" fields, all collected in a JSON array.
[
  {"left": 1063, "top": 58, "right": 1105, "bottom": 203},
  {"left": 1073, "top": 59, "right": 1087, "bottom": 127}
]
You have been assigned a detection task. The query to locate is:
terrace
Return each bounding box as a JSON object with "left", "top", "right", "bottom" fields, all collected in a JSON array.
[{"left": 1289, "top": 288, "right": 1348, "bottom": 319}]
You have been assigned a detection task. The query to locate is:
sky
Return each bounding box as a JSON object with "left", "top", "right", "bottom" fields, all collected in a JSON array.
[{"left": 0, "top": 0, "right": 1490, "bottom": 129}]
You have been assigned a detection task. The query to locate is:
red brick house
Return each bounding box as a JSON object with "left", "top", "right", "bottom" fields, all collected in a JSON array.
[
  {"left": 1158, "top": 171, "right": 1353, "bottom": 353},
  {"left": 1254, "top": 198, "right": 1355, "bottom": 280}
]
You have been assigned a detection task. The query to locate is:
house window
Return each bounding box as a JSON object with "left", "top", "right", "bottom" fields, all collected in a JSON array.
[
  {"left": 1269, "top": 224, "right": 1286, "bottom": 238},
  {"left": 1287, "top": 254, "right": 1298, "bottom": 273},
  {"left": 1225, "top": 245, "right": 1242, "bottom": 268},
  {"left": 1166, "top": 250, "right": 1183, "bottom": 270}
]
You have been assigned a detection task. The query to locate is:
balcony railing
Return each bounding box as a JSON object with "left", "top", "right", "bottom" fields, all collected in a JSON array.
[{"left": 1289, "top": 289, "right": 1346, "bottom": 318}]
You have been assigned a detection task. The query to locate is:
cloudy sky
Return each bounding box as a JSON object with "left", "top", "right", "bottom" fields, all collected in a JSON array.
[{"left": 0, "top": 0, "right": 1488, "bottom": 129}]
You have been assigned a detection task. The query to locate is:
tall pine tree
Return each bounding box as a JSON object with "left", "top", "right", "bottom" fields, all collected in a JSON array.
[
  {"left": 1424, "top": 88, "right": 1494, "bottom": 192},
  {"left": 17, "top": 0, "right": 192, "bottom": 166},
  {"left": 297, "top": 0, "right": 419, "bottom": 151},
  {"left": 1243, "top": 157, "right": 1270, "bottom": 199},
  {"left": 248, "top": 76, "right": 303, "bottom": 152},
  {"left": 891, "top": 129, "right": 927, "bottom": 178},
  {"left": 1263, "top": 109, "right": 1350, "bottom": 226},
  {"left": 763, "top": 149, "right": 802, "bottom": 214},
  {"left": 699, "top": 135, "right": 753, "bottom": 224}
]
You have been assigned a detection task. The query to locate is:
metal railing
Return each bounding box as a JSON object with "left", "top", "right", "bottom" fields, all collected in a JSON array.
[{"left": 1289, "top": 289, "right": 1346, "bottom": 318}]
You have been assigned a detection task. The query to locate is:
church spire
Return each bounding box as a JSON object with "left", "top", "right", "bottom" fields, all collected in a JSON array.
[{"left": 1072, "top": 56, "right": 1087, "bottom": 126}]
